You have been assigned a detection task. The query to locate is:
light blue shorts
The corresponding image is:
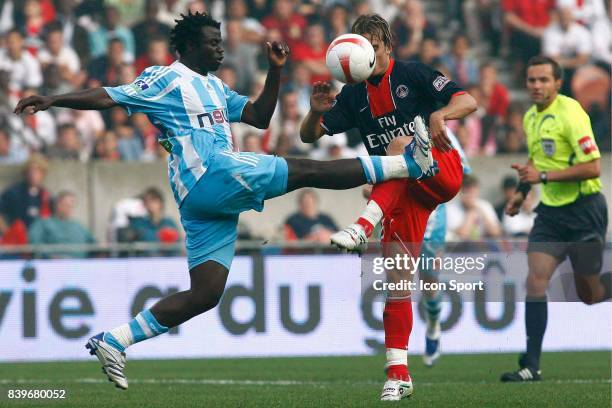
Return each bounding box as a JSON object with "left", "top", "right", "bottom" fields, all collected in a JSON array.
[
  {"left": 420, "top": 203, "right": 447, "bottom": 278},
  {"left": 179, "top": 151, "right": 288, "bottom": 270}
]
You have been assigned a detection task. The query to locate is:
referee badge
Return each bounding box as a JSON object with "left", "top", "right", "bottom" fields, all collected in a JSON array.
[{"left": 541, "top": 138, "right": 556, "bottom": 156}]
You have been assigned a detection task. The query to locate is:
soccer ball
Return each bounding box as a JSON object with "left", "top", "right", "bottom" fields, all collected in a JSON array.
[{"left": 326, "top": 34, "right": 376, "bottom": 84}]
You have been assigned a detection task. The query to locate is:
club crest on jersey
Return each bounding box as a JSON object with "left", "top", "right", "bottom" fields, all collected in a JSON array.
[
  {"left": 131, "top": 79, "right": 149, "bottom": 92},
  {"left": 578, "top": 136, "right": 597, "bottom": 154},
  {"left": 395, "top": 84, "right": 409, "bottom": 98},
  {"left": 541, "top": 138, "right": 556, "bottom": 156},
  {"left": 432, "top": 76, "right": 450, "bottom": 91}
]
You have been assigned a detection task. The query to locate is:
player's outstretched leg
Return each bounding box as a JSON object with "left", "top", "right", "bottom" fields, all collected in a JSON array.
[
  {"left": 285, "top": 125, "right": 438, "bottom": 193},
  {"left": 86, "top": 261, "right": 229, "bottom": 389}
]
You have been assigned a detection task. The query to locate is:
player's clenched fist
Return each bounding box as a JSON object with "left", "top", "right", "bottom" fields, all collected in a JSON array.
[
  {"left": 310, "top": 82, "right": 335, "bottom": 114},
  {"left": 14, "top": 95, "right": 54, "bottom": 114},
  {"left": 266, "top": 41, "right": 290, "bottom": 68}
]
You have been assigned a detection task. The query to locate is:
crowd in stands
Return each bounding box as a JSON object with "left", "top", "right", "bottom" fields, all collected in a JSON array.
[{"left": 0, "top": 0, "right": 609, "bottom": 253}]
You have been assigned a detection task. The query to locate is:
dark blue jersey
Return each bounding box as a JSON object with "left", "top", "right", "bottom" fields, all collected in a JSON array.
[{"left": 321, "top": 59, "right": 463, "bottom": 156}]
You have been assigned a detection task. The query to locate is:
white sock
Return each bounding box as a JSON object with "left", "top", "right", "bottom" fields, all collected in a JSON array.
[
  {"left": 360, "top": 200, "right": 383, "bottom": 228},
  {"left": 385, "top": 348, "right": 408, "bottom": 369},
  {"left": 106, "top": 324, "right": 134, "bottom": 350},
  {"left": 358, "top": 155, "right": 408, "bottom": 184}
]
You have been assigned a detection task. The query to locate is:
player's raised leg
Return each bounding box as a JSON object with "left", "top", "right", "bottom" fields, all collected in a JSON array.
[{"left": 331, "top": 119, "right": 462, "bottom": 252}]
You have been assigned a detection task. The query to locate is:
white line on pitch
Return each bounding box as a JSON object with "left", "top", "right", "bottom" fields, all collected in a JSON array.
[{"left": 0, "top": 378, "right": 610, "bottom": 386}]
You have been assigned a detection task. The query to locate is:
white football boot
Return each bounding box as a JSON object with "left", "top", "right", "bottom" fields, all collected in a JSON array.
[
  {"left": 411, "top": 115, "right": 438, "bottom": 179},
  {"left": 330, "top": 223, "right": 368, "bottom": 253},
  {"left": 380, "top": 377, "right": 414, "bottom": 401},
  {"left": 86, "top": 332, "right": 128, "bottom": 390}
]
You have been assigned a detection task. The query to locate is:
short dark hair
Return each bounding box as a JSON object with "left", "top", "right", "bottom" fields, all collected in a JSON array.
[
  {"left": 170, "top": 12, "right": 221, "bottom": 55},
  {"left": 479, "top": 60, "right": 495, "bottom": 72},
  {"left": 142, "top": 187, "right": 164, "bottom": 205},
  {"left": 462, "top": 174, "right": 479, "bottom": 189},
  {"left": 56, "top": 190, "right": 75, "bottom": 203},
  {"left": 451, "top": 32, "right": 470, "bottom": 46},
  {"left": 44, "top": 21, "right": 63, "bottom": 37},
  {"left": 351, "top": 14, "right": 393, "bottom": 49},
  {"left": 58, "top": 123, "right": 77, "bottom": 134},
  {"left": 298, "top": 188, "right": 318, "bottom": 204},
  {"left": 526, "top": 55, "right": 563, "bottom": 80},
  {"left": 108, "top": 37, "right": 124, "bottom": 47},
  {"left": 501, "top": 175, "right": 518, "bottom": 190},
  {"left": 7, "top": 28, "right": 24, "bottom": 38}
]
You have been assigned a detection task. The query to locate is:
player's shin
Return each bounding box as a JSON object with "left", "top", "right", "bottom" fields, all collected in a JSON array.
[
  {"left": 104, "top": 309, "right": 169, "bottom": 352},
  {"left": 424, "top": 291, "right": 442, "bottom": 335},
  {"left": 355, "top": 181, "right": 405, "bottom": 237},
  {"left": 383, "top": 296, "right": 413, "bottom": 381},
  {"left": 524, "top": 296, "right": 547, "bottom": 370}
]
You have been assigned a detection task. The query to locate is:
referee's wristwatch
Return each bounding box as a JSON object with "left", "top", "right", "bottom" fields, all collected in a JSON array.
[{"left": 539, "top": 171, "right": 548, "bottom": 184}]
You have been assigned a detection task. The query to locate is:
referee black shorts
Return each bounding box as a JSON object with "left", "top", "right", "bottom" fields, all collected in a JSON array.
[{"left": 527, "top": 192, "right": 608, "bottom": 275}]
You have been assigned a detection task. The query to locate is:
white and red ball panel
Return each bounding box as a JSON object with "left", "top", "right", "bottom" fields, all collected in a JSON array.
[{"left": 326, "top": 34, "right": 376, "bottom": 84}]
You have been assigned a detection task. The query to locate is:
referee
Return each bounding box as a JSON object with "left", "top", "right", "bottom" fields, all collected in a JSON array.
[{"left": 501, "top": 56, "right": 611, "bottom": 382}]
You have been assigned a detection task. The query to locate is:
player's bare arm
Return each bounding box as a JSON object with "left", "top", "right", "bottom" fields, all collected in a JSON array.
[
  {"left": 429, "top": 92, "right": 477, "bottom": 151},
  {"left": 13, "top": 87, "right": 116, "bottom": 114},
  {"left": 299, "top": 82, "right": 334, "bottom": 143},
  {"left": 240, "top": 41, "right": 289, "bottom": 129},
  {"left": 506, "top": 157, "right": 601, "bottom": 217},
  {"left": 512, "top": 158, "right": 600, "bottom": 185}
]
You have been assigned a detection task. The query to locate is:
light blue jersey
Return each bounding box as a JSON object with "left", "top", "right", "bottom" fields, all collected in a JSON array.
[
  {"left": 105, "top": 61, "right": 249, "bottom": 205},
  {"left": 449, "top": 127, "right": 471, "bottom": 176},
  {"left": 105, "top": 61, "right": 288, "bottom": 270}
]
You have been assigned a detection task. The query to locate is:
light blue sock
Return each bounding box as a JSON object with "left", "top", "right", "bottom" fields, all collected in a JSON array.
[
  {"left": 358, "top": 154, "right": 410, "bottom": 184},
  {"left": 105, "top": 309, "right": 169, "bottom": 352},
  {"left": 424, "top": 293, "right": 442, "bottom": 324}
]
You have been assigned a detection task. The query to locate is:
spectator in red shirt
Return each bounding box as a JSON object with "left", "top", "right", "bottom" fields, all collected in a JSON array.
[
  {"left": 291, "top": 23, "right": 331, "bottom": 84},
  {"left": 479, "top": 62, "right": 509, "bottom": 120},
  {"left": 261, "top": 0, "right": 307, "bottom": 49},
  {"left": 134, "top": 36, "right": 174, "bottom": 75},
  {"left": 479, "top": 62, "right": 509, "bottom": 153},
  {"left": 502, "top": 0, "right": 555, "bottom": 76}
]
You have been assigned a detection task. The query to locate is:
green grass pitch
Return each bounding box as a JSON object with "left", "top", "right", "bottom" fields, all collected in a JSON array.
[{"left": 0, "top": 351, "right": 610, "bottom": 407}]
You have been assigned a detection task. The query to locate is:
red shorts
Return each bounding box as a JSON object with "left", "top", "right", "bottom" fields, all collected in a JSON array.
[{"left": 377, "top": 148, "right": 463, "bottom": 252}]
